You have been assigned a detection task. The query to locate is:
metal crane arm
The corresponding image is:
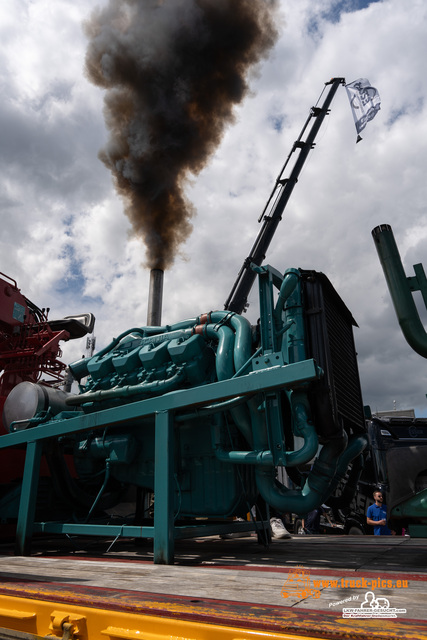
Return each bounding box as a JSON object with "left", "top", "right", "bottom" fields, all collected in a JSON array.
[{"left": 224, "top": 77, "right": 345, "bottom": 314}]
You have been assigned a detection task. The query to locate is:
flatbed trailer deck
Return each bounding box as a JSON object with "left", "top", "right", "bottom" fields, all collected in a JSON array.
[{"left": 0, "top": 535, "right": 426, "bottom": 640}]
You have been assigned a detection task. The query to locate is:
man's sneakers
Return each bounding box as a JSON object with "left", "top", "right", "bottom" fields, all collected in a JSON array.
[
  {"left": 220, "top": 516, "right": 292, "bottom": 539},
  {"left": 270, "top": 517, "right": 292, "bottom": 539}
]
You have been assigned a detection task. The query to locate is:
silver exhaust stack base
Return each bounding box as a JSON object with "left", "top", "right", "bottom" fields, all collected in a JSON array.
[{"left": 146, "top": 268, "right": 164, "bottom": 327}]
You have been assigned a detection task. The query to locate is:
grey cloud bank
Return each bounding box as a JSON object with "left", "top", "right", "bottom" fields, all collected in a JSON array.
[{"left": 0, "top": 0, "right": 426, "bottom": 415}]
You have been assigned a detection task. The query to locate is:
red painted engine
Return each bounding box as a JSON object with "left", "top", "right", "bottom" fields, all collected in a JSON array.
[{"left": 0, "top": 272, "right": 94, "bottom": 509}]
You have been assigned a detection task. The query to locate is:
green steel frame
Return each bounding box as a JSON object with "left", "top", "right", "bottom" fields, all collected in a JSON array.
[{"left": 0, "top": 358, "right": 320, "bottom": 563}]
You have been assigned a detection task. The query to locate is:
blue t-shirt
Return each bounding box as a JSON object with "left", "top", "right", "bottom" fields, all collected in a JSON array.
[{"left": 367, "top": 503, "right": 391, "bottom": 535}]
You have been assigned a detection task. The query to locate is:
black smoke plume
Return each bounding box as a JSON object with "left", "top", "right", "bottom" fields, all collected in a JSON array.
[{"left": 84, "top": 0, "right": 279, "bottom": 270}]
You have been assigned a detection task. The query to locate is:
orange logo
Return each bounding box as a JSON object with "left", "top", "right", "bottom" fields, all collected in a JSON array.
[{"left": 281, "top": 565, "right": 321, "bottom": 600}]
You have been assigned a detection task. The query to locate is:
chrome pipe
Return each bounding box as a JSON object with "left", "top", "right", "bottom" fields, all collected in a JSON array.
[{"left": 146, "top": 268, "right": 164, "bottom": 327}]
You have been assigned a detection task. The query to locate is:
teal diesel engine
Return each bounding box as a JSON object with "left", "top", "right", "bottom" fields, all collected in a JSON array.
[
  {"left": 1, "top": 266, "right": 368, "bottom": 560},
  {"left": 66, "top": 310, "right": 260, "bottom": 520},
  {"left": 0, "top": 81, "right": 372, "bottom": 560}
]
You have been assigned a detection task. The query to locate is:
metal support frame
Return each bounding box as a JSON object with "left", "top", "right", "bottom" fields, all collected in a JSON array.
[
  {"left": 0, "top": 359, "right": 321, "bottom": 563},
  {"left": 256, "top": 265, "right": 288, "bottom": 466},
  {"left": 154, "top": 410, "right": 174, "bottom": 563},
  {"left": 15, "top": 440, "right": 42, "bottom": 556}
]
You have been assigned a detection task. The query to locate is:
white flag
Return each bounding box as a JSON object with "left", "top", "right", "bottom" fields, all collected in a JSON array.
[{"left": 346, "top": 78, "right": 380, "bottom": 141}]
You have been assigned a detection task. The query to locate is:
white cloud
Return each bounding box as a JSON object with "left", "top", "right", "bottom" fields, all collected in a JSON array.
[{"left": 1, "top": 0, "right": 427, "bottom": 415}]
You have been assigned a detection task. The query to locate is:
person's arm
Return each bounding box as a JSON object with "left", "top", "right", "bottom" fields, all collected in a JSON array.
[
  {"left": 324, "top": 511, "right": 335, "bottom": 527},
  {"left": 367, "top": 516, "right": 386, "bottom": 526},
  {"left": 366, "top": 506, "right": 386, "bottom": 527}
]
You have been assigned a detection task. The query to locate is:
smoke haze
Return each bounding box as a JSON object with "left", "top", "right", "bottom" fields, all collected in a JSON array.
[{"left": 84, "top": 0, "right": 279, "bottom": 269}]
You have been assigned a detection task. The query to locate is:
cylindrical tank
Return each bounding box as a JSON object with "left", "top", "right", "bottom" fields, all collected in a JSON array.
[{"left": 3, "top": 381, "right": 80, "bottom": 432}]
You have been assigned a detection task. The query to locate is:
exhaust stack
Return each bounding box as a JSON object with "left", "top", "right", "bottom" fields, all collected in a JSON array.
[
  {"left": 372, "top": 224, "right": 427, "bottom": 358},
  {"left": 146, "top": 268, "right": 164, "bottom": 327}
]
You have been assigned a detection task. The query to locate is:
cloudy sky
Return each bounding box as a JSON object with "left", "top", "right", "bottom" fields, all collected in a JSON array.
[{"left": 1, "top": 0, "right": 427, "bottom": 415}]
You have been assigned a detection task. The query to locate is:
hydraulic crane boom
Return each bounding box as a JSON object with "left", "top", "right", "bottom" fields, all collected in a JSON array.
[{"left": 224, "top": 77, "right": 345, "bottom": 314}]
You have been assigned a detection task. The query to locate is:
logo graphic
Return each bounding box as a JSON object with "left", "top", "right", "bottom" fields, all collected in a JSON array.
[
  {"left": 342, "top": 591, "right": 407, "bottom": 618},
  {"left": 282, "top": 567, "right": 408, "bottom": 599},
  {"left": 281, "top": 566, "right": 321, "bottom": 600}
]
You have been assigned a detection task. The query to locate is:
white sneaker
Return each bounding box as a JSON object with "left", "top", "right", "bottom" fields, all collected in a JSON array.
[{"left": 270, "top": 517, "right": 292, "bottom": 539}]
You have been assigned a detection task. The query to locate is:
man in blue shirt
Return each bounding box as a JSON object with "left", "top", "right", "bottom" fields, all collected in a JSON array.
[{"left": 366, "top": 490, "right": 392, "bottom": 535}]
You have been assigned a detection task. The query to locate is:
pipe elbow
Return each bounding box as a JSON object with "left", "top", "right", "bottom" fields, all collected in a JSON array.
[
  {"left": 373, "top": 224, "right": 427, "bottom": 358},
  {"left": 283, "top": 391, "right": 318, "bottom": 467},
  {"left": 255, "top": 466, "right": 323, "bottom": 515},
  {"left": 274, "top": 269, "right": 300, "bottom": 320},
  {"left": 209, "top": 310, "right": 253, "bottom": 371},
  {"left": 399, "top": 318, "right": 427, "bottom": 359},
  {"left": 256, "top": 432, "right": 348, "bottom": 515}
]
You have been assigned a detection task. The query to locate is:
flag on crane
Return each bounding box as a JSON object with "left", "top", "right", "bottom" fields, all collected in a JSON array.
[{"left": 345, "top": 78, "right": 381, "bottom": 142}]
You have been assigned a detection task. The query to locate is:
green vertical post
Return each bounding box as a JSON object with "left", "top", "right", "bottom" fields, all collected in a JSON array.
[
  {"left": 153, "top": 410, "right": 175, "bottom": 564},
  {"left": 256, "top": 265, "right": 287, "bottom": 465},
  {"left": 15, "top": 440, "right": 43, "bottom": 556}
]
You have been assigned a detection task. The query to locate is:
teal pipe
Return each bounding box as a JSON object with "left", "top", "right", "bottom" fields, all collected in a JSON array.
[
  {"left": 203, "top": 322, "right": 252, "bottom": 445},
  {"left": 216, "top": 448, "right": 273, "bottom": 464},
  {"left": 255, "top": 433, "right": 348, "bottom": 515},
  {"left": 233, "top": 346, "right": 262, "bottom": 378},
  {"left": 273, "top": 269, "right": 299, "bottom": 327},
  {"left": 214, "top": 390, "right": 318, "bottom": 467},
  {"left": 255, "top": 433, "right": 367, "bottom": 515},
  {"left": 324, "top": 434, "right": 368, "bottom": 509},
  {"left": 373, "top": 224, "right": 427, "bottom": 358},
  {"left": 281, "top": 270, "right": 306, "bottom": 364},
  {"left": 285, "top": 390, "right": 319, "bottom": 466},
  {"left": 203, "top": 324, "right": 235, "bottom": 381},
  {"left": 209, "top": 311, "right": 253, "bottom": 372},
  {"left": 65, "top": 370, "right": 186, "bottom": 406}
]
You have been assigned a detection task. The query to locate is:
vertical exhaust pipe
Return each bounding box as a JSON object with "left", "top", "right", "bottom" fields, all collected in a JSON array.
[
  {"left": 372, "top": 224, "right": 427, "bottom": 358},
  {"left": 146, "top": 268, "right": 164, "bottom": 326}
]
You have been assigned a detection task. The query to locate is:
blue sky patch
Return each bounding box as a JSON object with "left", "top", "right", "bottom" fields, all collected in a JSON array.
[
  {"left": 309, "top": 0, "right": 383, "bottom": 33},
  {"left": 269, "top": 113, "right": 285, "bottom": 133}
]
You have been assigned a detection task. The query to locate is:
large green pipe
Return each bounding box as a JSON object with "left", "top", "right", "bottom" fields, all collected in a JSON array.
[
  {"left": 203, "top": 324, "right": 235, "bottom": 381},
  {"left": 239, "top": 355, "right": 348, "bottom": 515},
  {"left": 273, "top": 269, "right": 300, "bottom": 333},
  {"left": 372, "top": 224, "right": 427, "bottom": 358},
  {"left": 201, "top": 321, "right": 252, "bottom": 445},
  {"left": 214, "top": 389, "right": 319, "bottom": 467},
  {"left": 319, "top": 434, "right": 368, "bottom": 509},
  {"left": 254, "top": 433, "right": 369, "bottom": 516},
  {"left": 208, "top": 311, "right": 253, "bottom": 372},
  {"left": 255, "top": 433, "right": 348, "bottom": 515}
]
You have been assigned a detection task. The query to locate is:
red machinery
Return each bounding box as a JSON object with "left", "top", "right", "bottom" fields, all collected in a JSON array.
[{"left": 0, "top": 272, "right": 94, "bottom": 494}]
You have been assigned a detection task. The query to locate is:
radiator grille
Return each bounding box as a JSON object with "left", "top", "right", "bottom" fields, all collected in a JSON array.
[{"left": 300, "top": 270, "right": 365, "bottom": 439}]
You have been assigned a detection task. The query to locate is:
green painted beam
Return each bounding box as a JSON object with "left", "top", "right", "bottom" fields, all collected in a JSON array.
[
  {"left": 0, "top": 359, "right": 321, "bottom": 448},
  {"left": 15, "top": 440, "right": 42, "bottom": 555}
]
